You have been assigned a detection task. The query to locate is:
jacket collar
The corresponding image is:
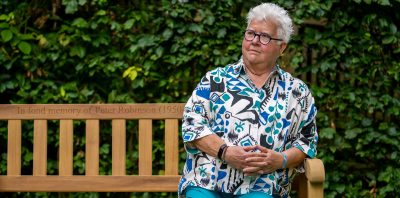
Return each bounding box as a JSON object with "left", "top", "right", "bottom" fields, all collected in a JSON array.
[{"left": 231, "top": 57, "right": 284, "bottom": 80}]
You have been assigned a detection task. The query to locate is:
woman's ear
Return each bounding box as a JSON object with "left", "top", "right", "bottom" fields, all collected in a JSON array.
[{"left": 280, "top": 42, "right": 287, "bottom": 55}]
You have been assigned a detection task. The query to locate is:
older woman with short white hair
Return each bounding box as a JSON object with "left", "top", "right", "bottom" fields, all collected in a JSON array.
[{"left": 178, "top": 2, "right": 318, "bottom": 198}]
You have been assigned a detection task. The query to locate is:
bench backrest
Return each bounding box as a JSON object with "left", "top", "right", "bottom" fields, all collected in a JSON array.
[{"left": 0, "top": 103, "right": 184, "bottom": 192}]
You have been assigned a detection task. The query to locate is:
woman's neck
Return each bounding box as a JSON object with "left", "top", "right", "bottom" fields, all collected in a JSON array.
[
  {"left": 245, "top": 66, "right": 269, "bottom": 76},
  {"left": 244, "top": 65, "right": 272, "bottom": 88}
]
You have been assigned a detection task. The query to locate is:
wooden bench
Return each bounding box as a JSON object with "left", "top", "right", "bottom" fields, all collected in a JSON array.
[{"left": 0, "top": 104, "right": 324, "bottom": 197}]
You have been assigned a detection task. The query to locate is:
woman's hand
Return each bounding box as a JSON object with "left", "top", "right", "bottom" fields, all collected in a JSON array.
[
  {"left": 242, "top": 145, "right": 284, "bottom": 176},
  {"left": 224, "top": 146, "right": 254, "bottom": 170}
]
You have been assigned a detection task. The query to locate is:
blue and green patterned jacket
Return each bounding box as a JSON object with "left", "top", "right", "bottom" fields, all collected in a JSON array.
[{"left": 178, "top": 58, "right": 318, "bottom": 197}]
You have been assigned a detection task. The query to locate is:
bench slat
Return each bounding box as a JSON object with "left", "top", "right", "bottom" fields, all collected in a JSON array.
[
  {"left": 112, "top": 119, "right": 126, "bottom": 175},
  {"left": 33, "top": 120, "right": 47, "bottom": 176},
  {"left": 139, "top": 119, "right": 152, "bottom": 175},
  {"left": 0, "top": 176, "right": 181, "bottom": 192},
  {"left": 165, "top": 119, "right": 179, "bottom": 175},
  {"left": 86, "top": 120, "right": 99, "bottom": 176},
  {"left": 7, "top": 120, "right": 21, "bottom": 176},
  {"left": 59, "top": 120, "right": 73, "bottom": 176}
]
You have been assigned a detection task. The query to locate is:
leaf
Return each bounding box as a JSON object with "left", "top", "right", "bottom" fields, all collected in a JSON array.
[
  {"left": 78, "top": 0, "right": 87, "bottom": 5},
  {"left": 0, "top": 22, "right": 9, "bottom": 28},
  {"left": 18, "top": 41, "right": 31, "bottom": 54},
  {"left": 205, "top": 15, "right": 215, "bottom": 25},
  {"left": 217, "top": 28, "right": 226, "bottom": 39},
  {"left": 58, "top": 33, "right": 70, "bottom": 46},
  {"left": 72, "top": 18, "right": 88, "bottom": 28},
  {"left": 0, "top": 14, "right": 9, "bottom": 21},
  {"left": 100, "top": 144, "right": 110, "bottom": 154},
  {"left": 63, "top": 0, "right": 78, "bottom": 14},
  {"left": 345, "top": 128, "right": 363, "bottom": 139},
  {"left": 382, "top": 35, "right": 396, "bottom": 44},
  {"left": 1, "top": 29, "right": 12, "bottom": 42},
  {"left": 378, "top": 122, "right": 389, "bottom": 130},
  {"left": 70, "top": 46, "right": 86, "bottom": 58},
  {"left": 320, "top": 127, "right": 335, "bottom": 139},
  {"left": 123, "top": 19, "right": 135, "bottom": 30},
  {"left": 60, "top": 87, "right": 66, "bottom": 97},
  {"left": 389, "top": 23, "right": 397, "bottom": 34},
  {"left": 378, "top": 0, "right": 391, "bottom": 6},
  {"left": 155, "top": 47, "right": 164, "bottom": 58},
  {"left": 95, "top": 10, "right": 106, "bottom": 16},
  {"left": 189, "top": 24, "right": 203, "bottom": 33},
  {"left": 162, "top": 29, "right": 173, "bottom": 40},
  {"left": 123, "top": 66, "right": 142, "bottom": 81}
]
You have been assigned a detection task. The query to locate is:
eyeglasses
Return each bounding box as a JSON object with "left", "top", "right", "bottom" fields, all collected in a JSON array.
[{"left": 244, "top": 29, "right": 283, "bottom": 45}]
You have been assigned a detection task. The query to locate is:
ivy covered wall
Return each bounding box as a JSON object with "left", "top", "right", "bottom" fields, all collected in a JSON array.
[{"left": 0, "top": 0, "right": 399, "bottom": 197}]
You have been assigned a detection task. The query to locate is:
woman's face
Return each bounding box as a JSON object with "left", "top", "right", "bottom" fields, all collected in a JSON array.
[{"left": 242, "top": 19, "right": 287, "bottom": 69}]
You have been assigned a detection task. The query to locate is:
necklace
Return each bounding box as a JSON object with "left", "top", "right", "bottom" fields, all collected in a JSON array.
[{"left": 245, "top": 66, "right": 269, "bottom": 76}]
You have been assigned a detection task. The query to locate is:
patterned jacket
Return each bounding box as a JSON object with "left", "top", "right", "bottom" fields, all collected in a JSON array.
[{"left": 178, "top": 58, "right": 318, "bottom": 197}]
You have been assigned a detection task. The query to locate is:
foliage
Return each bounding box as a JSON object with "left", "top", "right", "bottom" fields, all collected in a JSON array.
[
  {"left": 289, "top": 1, "right": 400, "bottom": 197},
  {"left": 0, "top": 0, "right": 399, "bottom": 197}
]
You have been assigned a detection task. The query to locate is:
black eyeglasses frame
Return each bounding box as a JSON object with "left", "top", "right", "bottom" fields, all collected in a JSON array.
[{"left": 244, "top": 29, "right": 283, "bottom": 45}]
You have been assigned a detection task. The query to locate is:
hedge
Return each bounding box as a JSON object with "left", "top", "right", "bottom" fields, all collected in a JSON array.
[{"left": 0, "top": 0, "right": 399, "bottom": 197}]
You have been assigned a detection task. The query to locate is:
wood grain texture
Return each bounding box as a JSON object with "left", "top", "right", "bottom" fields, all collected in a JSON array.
[
  {"left": 139, "top": 119, "right": 152, "bottom": 175},
  {"left": 0, "top": 104, "right": 185, "bottom": 119},
  {"left": 112, "top": 119, "right": 126, "bottom": 176},
  {"left": 85, "top": 119, "right": 99, "bottom": 176},
  {"left": 164, "top": 119, "right": 179, "bottom": 175},
  {"left": 0, "top": 176, "right": 180, "bottom": 192},
  {"left": 59, "top": 120, "right": 73, "bottom": 176},
  {"left": 33, "top": 120, "right": 47, "bottom": 176},
  {"left": 7, "top": 120, "right": 21, "bottom": 176}
]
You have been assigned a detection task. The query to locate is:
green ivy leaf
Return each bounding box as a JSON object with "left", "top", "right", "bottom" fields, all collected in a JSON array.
[
  {"left": 70, "top": 45, "right": 86, "bottom": 58},
  {"left": 60, "top": 87, "right": 66, "bottom": 97},
  {"left": 100, "top": 144, "right": 110, "bottom": 154},
  {"left": 95, "top": 10, "right": 107, "bottom": 16},
  {"left": 78, "top": 0, "right": 87, "bottom": 5},
  {"left": 0, "top": 14, "right": 9, "bottom": 21},
  {"left": 58, "top": 33, "right": 71, "bottom": 46},
  {"left": 205, "top": 15, "right": 215, "bottom": 25},
  {"left": 378, "top": 0, "right": 391, "bottom": 6},
  {"left": 217, "top": 28, "right": 227, "bottom": 39},
  {"left": 123, "top": 19, "right": 135, "bottom": 30},
  {"left": 63, "top": 0, "right": 78, "bottom": 14},
  {"left": 345, "top": 128, "right": 363, "bottom": 139},
  {"left": 123, "top": 66, "right": 142, "bottom": 81},
  {"left": 17, "top": 41, "right": 31, "bottom": 54},
  {"left": 162, "top": 29, "right": 173, "bottom": 40},
  {"left": 320, "top": 127, "right": 335, "bottom": 139},
  {"left": 1, "top": 29, "right": 12, "bottom": 42},
  {"left": 72, "top": 17, "right": 88, "bottom": 28},
  {"left": 382, "top": 35, "right": 396, "bottom": 44},
  {"left": 0, "top": 22, "right": 9, "bottom": 28},
  {"left": 389, "top": 23, "right": 397, "bottom": 34}
]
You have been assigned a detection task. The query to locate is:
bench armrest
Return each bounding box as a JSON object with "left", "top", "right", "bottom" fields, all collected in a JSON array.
[{"left": 304, "top": 158, "right": 325, "bottom": 183}]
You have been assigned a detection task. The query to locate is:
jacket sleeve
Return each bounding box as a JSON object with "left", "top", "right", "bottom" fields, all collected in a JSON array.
[
  {"left": 286, "top": 82, "right": 318, "bottom": 175},
  {"left": 181, "top": 71, "right": 215, "bottom": 154},
  {"left": 292, "top": 83, "right": 318, "bottom": 159}
]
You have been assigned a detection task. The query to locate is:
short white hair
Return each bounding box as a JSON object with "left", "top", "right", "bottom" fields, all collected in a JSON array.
[{"left": 246, "top": 3, "right": 293, "bottom": 43}]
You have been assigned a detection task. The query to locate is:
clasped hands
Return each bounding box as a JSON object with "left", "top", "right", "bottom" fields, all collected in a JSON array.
[{"left": 223, "top": 145, "right": 284, "bottom": 176}]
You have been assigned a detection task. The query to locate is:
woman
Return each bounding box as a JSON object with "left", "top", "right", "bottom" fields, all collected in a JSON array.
[{"left": 178, "top": 2, "right": 318, "bottom": 198}]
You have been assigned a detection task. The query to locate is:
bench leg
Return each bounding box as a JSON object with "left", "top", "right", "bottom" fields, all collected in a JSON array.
[
  {"left": 296, "top": 174, "right": 324, "bottom": 198},
  {"left": 297, "top": 174, "right": 307, "bottom": 198},
  {"left": 307, "top": 181, "right": 324, "bottom": 198}
]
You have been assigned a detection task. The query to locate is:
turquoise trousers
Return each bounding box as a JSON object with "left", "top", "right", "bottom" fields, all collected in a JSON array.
[{"left": 185, "top": 186, "right": 273, "bottom": 198}]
